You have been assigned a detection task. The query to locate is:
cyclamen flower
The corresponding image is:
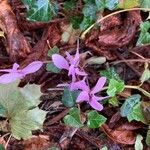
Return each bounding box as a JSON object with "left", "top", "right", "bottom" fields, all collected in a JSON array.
[
  {"left": 52, "top": 44, "right": 86, "bottom": 82},
  {"left": 0, "top": 61, "right": 43, "bottom": 84},
  {"left": 76, "top": 77, "right": 107, "bottom": 111}
]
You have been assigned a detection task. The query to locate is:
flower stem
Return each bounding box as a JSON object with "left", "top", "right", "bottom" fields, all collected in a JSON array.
[
  {"left": 101, "top": 85, "right": 150, "bottom": 98},
  {"left": 81, "top": 8, "right": 150, "bottom": 39}
]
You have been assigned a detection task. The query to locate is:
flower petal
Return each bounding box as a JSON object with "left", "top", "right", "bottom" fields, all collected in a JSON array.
[
  {"left": 71, "top": 79, "right": 89, "bottom": 91},
  {"left": 21, "top": 61, "right": 43, "bottom": 75},
  {"left": 89, "top": 98, "right": 103, "bottom": 111},
  {"left": 0, "top": 63, "right": 19, "bottom": 73},
  {"left": 52, "top": 54, "right": 69, "bottom": 70},
  {"left": 0, "top": 73, "right": 23, "bottom": 84},
  {"left": 76, "top": 91, "right": 89, "bottom": 103},
  {"left": 65, "top": 52, "right": 73, "bottom": 62},
  {"left": 12, "top": 63, "right": 20, "bottom": 71},
  {"left": 91, "top": 77, "right": 106, "bottom": 94},
  {"left": 75, "top": 68, "right": 87, "bottom": 76}
]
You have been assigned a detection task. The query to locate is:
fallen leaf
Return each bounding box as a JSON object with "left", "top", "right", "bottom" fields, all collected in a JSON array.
[
  {"left": 22, "top": 135, "right": 50, "bottom": 150},
  {"left": 101, "top": 124, "right": 135, "bottom": 145}
]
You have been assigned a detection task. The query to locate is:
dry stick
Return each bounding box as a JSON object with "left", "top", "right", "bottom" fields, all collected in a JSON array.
[
  {"left": 5, "top": 134, "right": 12, "bottom": 149},
  {"left": 101, "top": 85, "right": 150, "bottom": 98},
  {"left": 81, "top": 8, "right": 150, "bottom": 39},
  {"left": 111, "top": 59, "right": 150, "bottom": 65}
]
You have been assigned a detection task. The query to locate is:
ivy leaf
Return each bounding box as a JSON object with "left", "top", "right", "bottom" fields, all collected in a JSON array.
[
  {"left": 87, "top": 110, "right": 106, "bottom": 128},
  {"left": 137, "top": 21, "right": 150, "bottom": 45},
  {"left": 107, "top": 79, "right": 125, "bottom": 97},
  {"left": 120, "top": 95, "right": 146, "bottom": 123},
  {"left": 64, "top": 107, "right": 83, "bottom": 128},
  {"left": 64, "top": 0, "right": 76, "bottom": 11},
  {"left": 135, "top": 134, "right": 143, "bottom": 150},
  {"left": 80, "top": 16, "right": 95, "bottom": 31},
  {"left": 127, "top": 102, "right": 146, "bottom": 123},
  {"left": 118, "top": 0, "right": 139, "bottom": 9},
  {"left": 22, "top": 0, "right": 58, "bottom": 22},
  {"left": 70, "top": 15, "right": 83, "bottom": 29},
  {"left": 46, "top": 62, "right": 61, "bottom": 73},
  {"left": 0, "top": 144, "right": 5, "bottom": 150},
  {"left": 10, "top": 107, "right": 46, "bottom": 140},
  {"left": 139, "top": 0, "right": 150, "bottom": 8},
  {"left": 20, "top": 84, "right": 42, "bottom": 107},
  {"left": 62, "top": 88, "right": 80, "bottom": 107},
  {"left": 100, "top": 67, "right": 121, "bottom": 81},
  {"left": 120, "top": 94, "right": 141, "bottom": 117},
  {"left": 96, "top": 0, "right": 119, "bottom": 11},
  {"left": 108, "top": 96, "right": 119, "bottom": 107},
  {"left": 82, "top": 3, "right": 97, "bottom": 21},
  {"left": 146, "top": 129, "right": 150, "bottom": 147},
  {"left": 48, "top": 46, "right": 59, "bottom": 57},
  {"left": 140, "top": 63, "right": 150, "bottom": 84},
  {"left": 0, "top": 81, "right": 47, "bottom": 140}
]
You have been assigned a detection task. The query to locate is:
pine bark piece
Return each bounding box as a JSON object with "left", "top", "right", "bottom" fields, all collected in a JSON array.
[{"left": 0, "top": 0, "right": 31, "bottom": 61}]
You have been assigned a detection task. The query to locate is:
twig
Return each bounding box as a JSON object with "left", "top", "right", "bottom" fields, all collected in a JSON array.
[
  {"left": 111, "top": 59, "right": 150, "bottom": 65},
  {"left": 81, "top": 8, "right": 150, "bottom": 39},
  {"left": 5, "top": 134, "right": 11, "bottom": 149}
]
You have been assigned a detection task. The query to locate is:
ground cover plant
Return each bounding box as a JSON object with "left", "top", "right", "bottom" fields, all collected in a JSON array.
[{"left": 0, "top": 0, "right": 149, "bottom": 149}]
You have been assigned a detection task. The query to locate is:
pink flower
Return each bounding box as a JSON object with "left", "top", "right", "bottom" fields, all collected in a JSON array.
[
  {"left": 0, "top": 61, "right": 43, "bottom": 84},
  {"left": 76, "top": 77, "right": 108, "bottom": 111},
  {"left": 52, "top": 44, "right": 86, "bottom": 82}
]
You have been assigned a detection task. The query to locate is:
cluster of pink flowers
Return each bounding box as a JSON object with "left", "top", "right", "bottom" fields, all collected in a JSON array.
[
  {"left": 0, "top": 43, "right": 107, "bottom": 111},
  {"left": 52, "top": 43, "right": 108, "bottom": 111}
]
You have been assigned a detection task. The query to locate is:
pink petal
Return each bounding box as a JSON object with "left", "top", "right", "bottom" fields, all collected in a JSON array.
[
  {"left": 71, "top": 79, "right": 89, "bottom": 91},
  {"left": 0, "top": 63, "right": 19, "bottom": 73},
  {"left": 89, "top": 98, "right": 103, "bottom": 111},
  {"left": 21, "top": 61, "right": 43, "bottom": 75},
  {"left": 12, "top": 63, "right": 20, "bottom": 71},
  {"left": 65, "top": 52, "right": 73, "bottom": 62},
  {"left": 91, "top": 77, "right": 106, "bottom": 94},
  {"left": 76, "top": 91, "right": 89, "bottom": 103},
  {"left": 75, "top": 68, "right": 87, "bottom": 76},
  {"left": 0, "top": 73, "right": 23, "bottom": 84},
  {"left": 52, "top": 54, "right": 69, "bottom": 70}
]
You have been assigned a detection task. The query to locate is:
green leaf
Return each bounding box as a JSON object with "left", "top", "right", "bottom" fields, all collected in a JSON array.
[
  {"left": 137, "top": 21, "right": 150, "bottom": 45},
  {"left": 70, "top": 16, "right": 83, "bottom": 29},
  {"left": 108, "top": 96, "right": 119, "bottom": 106},
  {"left": 10, "top": 107, "right": 46, "bottom": 140},
  {"left": 82, "top": 3, "right": 97, "bottom": 20},
  {"left": 118, "top": 0, "right": 139, "bottom": 9},
  {"left": 139, "top": 0, "right": 150, "bottom": 8},
  {"left": 107, "top": 79, "right": 125, "bottom": 97},
  {"left": 120, "top": 94, "right": 141, "bottom": 117},
  {"left": 100, "top": 67, "right": 121, "bottom": 81},
  {"left": 0, "top": 81, "right": 47, "bottom": 140},
  {"left": 146, "top": 129, "right": 150, "bottom": 147},
  {"left": 135, "top": 134, "right": 143, "bottom": 150},
  {"left": 140, "top": 63, "right": 150, "bottom": 83},
  {"left": 80, "top": 16, "right": 95, "bottom": 31},
  {"left": 48, "top": 46, "right": 59, "bottom": 57},
  {"left": 105, "top": 0, "right": 119, "bottom": 10},
  {"left": 64, "top": 0, "right": 76, "bottom": 11},
  {"left": 46, "top": 62, "right": 61, "bottom": 73},
  {"left": 96, "top": 0, "right": 119, "bottom": 11},
  {"left": 127, "top": 102, "right": 146, "bottom": 123},
  {"left": 100, "top": 146, "right": 108, "bottom": 150},
  {"left": 20, "top": 84, "right": 42, "bottom": 107},
  {"left": 62, "top": 88, "right": 80, "bottom": 107},
  {"left": 0, "top": 144, "right": 5, "bottom": 150},
  {"left": 64, "top": 107, "right": 83, "bottom": 128},
  {"left": 87, "top": 110, "right": 106, "bottom": 128},
  {"left": 22, "top": 0, "right": 58, "bottom": 22}
]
